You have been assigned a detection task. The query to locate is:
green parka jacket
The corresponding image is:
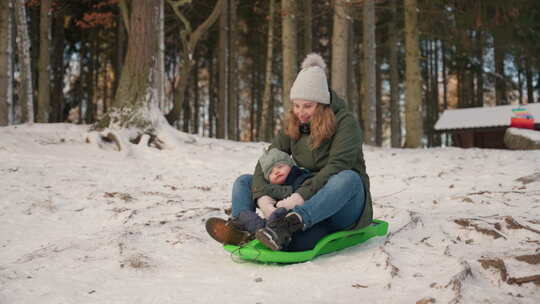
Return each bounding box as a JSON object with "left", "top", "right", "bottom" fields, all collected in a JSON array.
[{"left": 251, "top": 91, "right": 373, "bottom": 229}]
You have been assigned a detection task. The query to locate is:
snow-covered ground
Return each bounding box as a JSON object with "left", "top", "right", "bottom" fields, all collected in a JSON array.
[{"left": 1, "top": 124, "right": 539, "bottom": 304}]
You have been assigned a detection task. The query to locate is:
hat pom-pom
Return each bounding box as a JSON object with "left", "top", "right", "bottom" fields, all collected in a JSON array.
[{"left": 301, "top": 53, "right": 326, "bottom": 70}]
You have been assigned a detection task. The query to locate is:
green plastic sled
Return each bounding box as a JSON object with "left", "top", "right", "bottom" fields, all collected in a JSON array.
[{"left": 223, "top": 219, "right": 388, "bottom": 264}]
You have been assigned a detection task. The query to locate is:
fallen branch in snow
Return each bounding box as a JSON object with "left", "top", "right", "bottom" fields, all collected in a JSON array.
[
  {"left": 478, "top": 258, "right": 508, "bottom": 282},
  {"left": 374, "top": 186, "right": 409, "bottom": 200},
  {"left": 175, "top": 207, "right": 221, "bottom": 220},
  {"left": 123, "top": 210, "right": 138, "bottom": 224},
  {"left": 504, "top": 216, "right": 540, "bottom": 234},
  {"left": 507, "top": 274, "right": 540, "bottom": 286},
  {"left": 454, "top": 218, "right": 507, "bottom": 240},
  {"left": 380, "top": 247, "right": 400, "bottom": 278},
  {"left": 466, "top": 190, "right": 535, "bottom": 195},
  {"left": 515, "top": 172, "right": 540, "bottom": 184},
  {"left": 415, "top": 297, "right": 436, "bottom": 304},
  {"left": 445, "top": 260, "right": 473, "bottom": 304},
  {"left": 515, "top": 253, "right": 540, "bottom": 265},
  {"left": 385, "top": 211, "right": 423, "bottom": 242}
]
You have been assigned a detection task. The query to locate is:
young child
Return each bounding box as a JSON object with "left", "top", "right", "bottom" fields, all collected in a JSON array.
[{"left": 206, "top": 148, "right": 312, "bottom": 245}]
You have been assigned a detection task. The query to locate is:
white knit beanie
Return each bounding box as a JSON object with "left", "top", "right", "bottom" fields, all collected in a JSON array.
[{"left": 289, "top": 53, "right": 330, "bottom": 104}]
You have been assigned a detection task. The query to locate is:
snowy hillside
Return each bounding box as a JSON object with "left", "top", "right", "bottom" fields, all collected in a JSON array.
[{"left": 1, "top": 124, "right": 539, "bottom": 304}]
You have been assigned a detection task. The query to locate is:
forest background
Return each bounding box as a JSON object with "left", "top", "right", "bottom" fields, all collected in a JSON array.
[{"left": 1, "top": 0, "right": 540, "bottom": 148}]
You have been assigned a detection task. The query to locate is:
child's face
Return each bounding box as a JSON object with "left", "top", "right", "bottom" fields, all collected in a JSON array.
[{"left": 268, "top": 163, "right": 292, "bottom": 185}]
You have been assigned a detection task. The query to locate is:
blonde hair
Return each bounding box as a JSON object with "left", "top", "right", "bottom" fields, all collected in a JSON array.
[{"left": 285, "top": 104, "right": 336, "bottom": 149}]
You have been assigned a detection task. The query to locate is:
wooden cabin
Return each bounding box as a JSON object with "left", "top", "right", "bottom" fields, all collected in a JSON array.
[{"left": 434, "top": 103, "right": 540, "bottom": 149}]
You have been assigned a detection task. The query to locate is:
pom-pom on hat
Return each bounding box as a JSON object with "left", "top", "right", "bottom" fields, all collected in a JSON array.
[
  {"left": 258, "top": 148, "right": 296, "bottom": 181},
  {"left": 289, "top": 53, "right": 330, "bottom": 104}
]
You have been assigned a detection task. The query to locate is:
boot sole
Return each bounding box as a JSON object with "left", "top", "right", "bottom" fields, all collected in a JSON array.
[
  {"left": 205, "top": 217, "right": 252, "bottom": 246},
  {"left": 255, "top": 229, "right": 282, "bottom": 251}
]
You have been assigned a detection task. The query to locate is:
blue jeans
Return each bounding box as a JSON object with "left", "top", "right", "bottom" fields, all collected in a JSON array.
[{"left": 231, "top": 170, "right": 366, "bottom": 251}]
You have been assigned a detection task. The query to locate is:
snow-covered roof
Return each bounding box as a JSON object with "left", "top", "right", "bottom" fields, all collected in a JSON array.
[{"left": 434, "top": 103, "right": 540, "bottom": 131}]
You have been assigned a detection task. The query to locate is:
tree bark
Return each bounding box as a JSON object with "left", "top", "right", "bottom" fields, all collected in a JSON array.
[
  {"left": 165, "top": 0, "right": 225, "bottom": 126},
  {"left": 302, "top": 0, "right": 312, "bottom": 59},
  {"left": 260, "top": 0, "right": 276, "bottom": 142},
  {"left": 389, "top": 0, "right": 401, "bottom": 148},
  {"left": 156, "top": 0, "right": 166, "bottom": 112},
  {"left": 331, "top": 0, "right": 350, "bottom": 99},
  {"left": 0, "top": 0, "right": 11, "bottom": 126},
  {"left": 113, "top": 13, "right": 127, "bottom": 100},
  {"left": 494, "top": 34, "right": 506, "bottom": 105},
  {"left": 14, "top": 0, "right": 34, "bottom": 123},
  {"left": 182, "top": 77, "right": 190, "bottom": 132},
  {"left": 50, "top": 6, "right": 65, "bottom": 122},
  {"left": 375, "top": 51, "right": 382, "bottom": 146},
  {"left": 475, "top": 31, "right": 484, "bottom": 107},
  {"left": 362, "top": 0, "right": 376, "bottom": 145},
  {"left": 432, "top": 40, "right": 440, "bottom": 146},
  {"left": 193, "top": 61, "right": 200, "bottom": 134},
  {"left": 217, "top": 0, "right": 228, "bottom": 138},
  {"left": 525, "top": 57, "right": 534, "bottom": 104},
  {"left": 208, "top": 47, "right": 215, "bottom": 137},
  {"left": 403, "top": 0, "right": 423, "bottom": 148},
  {"left": 95, "top": 1, "right": 160, "bottom": 131},
  {"left": 517, "top": 57, "right": 523, "bottom": 104},
  {"left": 228, "top": 0, "right": 238, "bottom": 140},
  {"left": 37, "top": 0, "right": 51, "bottom": 122},
  {"left": 282, "top": 0, "right": 297, "bottom": 113},
  {"left": 85, "top": 29, "right": 96, "bottom": 123}
]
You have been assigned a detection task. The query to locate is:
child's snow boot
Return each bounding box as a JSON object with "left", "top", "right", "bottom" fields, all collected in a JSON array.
[{"left": 255, "top": 207, "right": 303, "bottom": 251}]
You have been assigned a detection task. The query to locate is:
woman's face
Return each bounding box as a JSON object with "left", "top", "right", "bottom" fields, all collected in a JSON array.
[{"left": 292, "top": 99, "right": 317, "bottom": 124}]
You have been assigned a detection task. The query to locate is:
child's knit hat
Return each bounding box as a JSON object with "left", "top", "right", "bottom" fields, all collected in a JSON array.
[
  {"left": 258, "top": 148, "right": 296, "bottom": 181},
  {"left": 289, "top": 53, "right": 330, "bottom": 104}
]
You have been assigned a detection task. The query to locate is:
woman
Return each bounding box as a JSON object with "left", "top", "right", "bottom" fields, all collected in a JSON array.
[{"left": 206, "top": 53, "right": 372, "bottom": 251}]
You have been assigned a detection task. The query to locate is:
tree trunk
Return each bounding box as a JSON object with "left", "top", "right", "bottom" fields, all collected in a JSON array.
[
  {"left": 389, "top": 0, "right": 401, "bottom": 148},
  {"left": 432, "top": 40, "right": 440, "bottom": 146},
  {"left": 217, "top": 0, "right": 228, "bottom": 138},
  {"left": 50, "top": 7, "right": 65, "bottom": 122},
  {"left": 442, "top": 40, "right": 449, "bottom": 146},
  {"left": 525, "top": 57, "right": 534, "bottom": 104},
  {"left": 256, "top": 53, "right": 264, "bottom": 140},
  {"left": 282, "top": 0, "right": 297, "bottom": 113},
  {"left": 208, "top": 48, "right": 215, "bottom": 137},
  {"left": 302, "top": 0, "right": 312, "bottom": 59},
  {"left": 517, "top": 57, "right": 523, "bottom": 104},
  {"left": 37, "top": 0, "right": 51, "bottom": 122},
  {"left": 375, "top": 51, "right": 382, "bottom": 146},
  {"left": 85, "top": 29, "right": 96, "bottom": 123},
  {"left": 14, "top": 0, "right": 34, "bottom": 123},
  {"left": 362, "top": 0, "right": 376, "bottom": 145},
  {"left": 260, "top": 0, "right": 275, "bottom": 142},
  {"left": 403, "top": 0, "right": 423, "bottom": 148},
  {"left": 95, "top": 1, "right": 160, "bottom": 131},
  {"left": 165, "top": 0, "right": 225, "bottom": 126},
  {"left": 182, "top": 78, "right": 190, "bottom": 132},
  {"left": 156, "top": 0, "right": 165, "bottom": 112},
  {"left": 193, "top": 62, "right": 200, "bottom": 134},
  {"left": 113, "top": 13, "right": 127, "bottom": 99},
  {"left": 475, "top": 31, "right": 484, "bottom": 107},
  {"left": 0, "top": 0, "right": 11, "bottom": 126},
  {"left": 250, "top": 65, "right": 256, "bottom": 141},
  {"left": 228, "top": 0, "right": 238, "bottom": 140},
  {"left": 331, "top": 0, "right": 350, "bottom": 99},
  {"left": 346, "top": 23, "right": 356, "bottom": 109},
  {"left": 494, "top": 34, "right": 506, "bottom": 105}
]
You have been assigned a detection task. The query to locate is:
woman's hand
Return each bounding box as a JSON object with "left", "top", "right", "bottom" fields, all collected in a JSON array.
[{"left": 276, "top": 193, "right": 304, "bottom": 210}]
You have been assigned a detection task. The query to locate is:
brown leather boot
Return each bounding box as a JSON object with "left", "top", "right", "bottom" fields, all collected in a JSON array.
[{"left": 205, "top": 217, "right": 254, "bottom": 246}]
